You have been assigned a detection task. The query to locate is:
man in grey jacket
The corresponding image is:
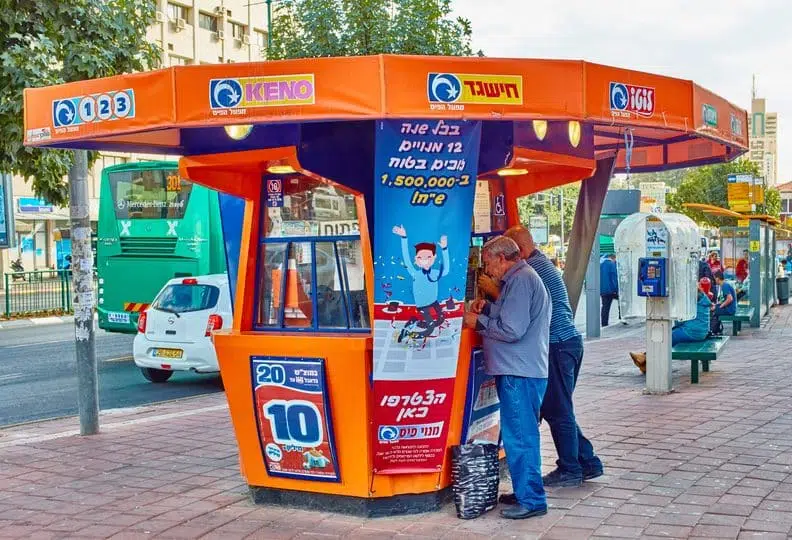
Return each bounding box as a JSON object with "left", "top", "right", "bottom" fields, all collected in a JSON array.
[{"left": 464, "top": 235, "right": 552, "bottom": 520}]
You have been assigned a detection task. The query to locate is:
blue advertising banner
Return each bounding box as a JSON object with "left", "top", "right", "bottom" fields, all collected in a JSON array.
[
  {"left": 460, "top": 348, "right": 501, "bottom": 445},
  {"left": 251, "top": 356, "right": 340, "bottom": 482},
  {"left": 218, "top": 192, "right": 245, "bottom": 310},
  {"left": 371, "top": 119, "right": 482, "bottom": 472}
]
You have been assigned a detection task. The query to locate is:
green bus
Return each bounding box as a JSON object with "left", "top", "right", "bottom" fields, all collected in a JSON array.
[{"left": 97, "top": 161, "right": 227, "bottom": 333}]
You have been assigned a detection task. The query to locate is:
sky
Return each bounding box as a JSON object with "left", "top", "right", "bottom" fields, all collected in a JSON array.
[{"left": 452, "top": 0, "right": 791, "bottom": 181}]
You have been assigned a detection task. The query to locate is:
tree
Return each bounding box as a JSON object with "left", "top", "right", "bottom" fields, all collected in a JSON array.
[
  {"left": 0, "top": 0, "right": 160, "bottom": 205},
  {"left": 630, "top": 168, "right": 690, "bottom": 190},
  {"left": 516, "top": 183, "right": 580, "bottom": 242},
  {"left": 268, "top": 0, "right": 474, "bottom": 59},
  {"left": 666, "top": 160, "right": 762, "bottom": 227},
  {"left": 765, "top": 187, "right": 781, "bottom": 219},
  {"left": 0, "top": 0, "right": 160, "bottom": 434}
]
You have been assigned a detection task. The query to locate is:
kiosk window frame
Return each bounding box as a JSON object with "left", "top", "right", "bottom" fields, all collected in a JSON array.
[{"left": 254, "top": 182, "right": 370, "bottom": 334}]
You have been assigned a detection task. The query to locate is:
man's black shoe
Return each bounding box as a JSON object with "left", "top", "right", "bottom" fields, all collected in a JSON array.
[
  {"left": 582, "top": 465, "right": 604, "bottom": 481},
  {"left": 498, "top": 493, "right": 518, "bottom": 505},
  {"left": 542, "top": 468, "right": 583, "bottom": 487},
  {"left": 500, "top": 505, "right": 548, "bottom": 519}
]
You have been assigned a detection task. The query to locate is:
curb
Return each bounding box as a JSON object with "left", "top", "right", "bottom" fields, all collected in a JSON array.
[{"left": 0, "top": 313, "right": 98, "bottom": 330}]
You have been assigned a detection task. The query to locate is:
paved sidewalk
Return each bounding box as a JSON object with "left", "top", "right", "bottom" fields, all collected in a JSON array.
[{"left": 2, "top": 308, "right": 792, "bottom": 539}]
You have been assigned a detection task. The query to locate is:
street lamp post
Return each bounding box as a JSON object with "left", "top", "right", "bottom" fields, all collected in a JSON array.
[{"left": 246, "top": 0, "right": 275, "bottom": 55}]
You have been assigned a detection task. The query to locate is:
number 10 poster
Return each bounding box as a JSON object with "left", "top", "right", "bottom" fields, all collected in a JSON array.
[{"left": 251, "top": 356, "right": 340, "bottom": 482}]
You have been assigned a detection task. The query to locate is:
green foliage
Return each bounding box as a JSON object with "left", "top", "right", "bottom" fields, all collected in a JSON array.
[
  {"left": 268, "top": 0, "right": 474, "bottom": 59},
  {"left": 516, "top": 183, "right": 580, "bottom": 241},
  {"left": 765, "top": 187, "right": 781, "bottom": 219},
  {"left": 666, "top": 159, "right": 762, "bottom": 227},
  {"left": 0, "top": 0, "right": 160, "bottom": 205}
]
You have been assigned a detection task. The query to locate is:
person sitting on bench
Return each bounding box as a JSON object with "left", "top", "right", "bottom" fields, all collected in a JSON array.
[{"left": 629, "top": 281, "right": 712, "bottom": 374}]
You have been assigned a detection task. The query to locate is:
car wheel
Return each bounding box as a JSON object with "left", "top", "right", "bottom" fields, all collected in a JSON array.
[{"left": 140, "top": 367, "right": 173, "bottom": 383}]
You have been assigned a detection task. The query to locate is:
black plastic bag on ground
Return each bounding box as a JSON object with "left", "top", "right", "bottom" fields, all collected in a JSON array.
[{"left": 450, "top": 443, "right": 500, "bottom": 519}]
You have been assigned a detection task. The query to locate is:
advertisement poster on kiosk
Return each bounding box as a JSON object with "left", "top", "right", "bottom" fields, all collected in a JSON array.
[
  {"left": 460, "top": 348, "right": 501, "bottom": 445},
  {"left": 370, "top": 119, "right": 482, "bottom": 473},
  {"left": 251, "top": 356, "right": 340, "bottom": 482}
]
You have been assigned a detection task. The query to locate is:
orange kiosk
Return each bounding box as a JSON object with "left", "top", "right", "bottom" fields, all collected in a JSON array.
[{"left": 23, "top": 56, "right": 748, "bottom": 515}]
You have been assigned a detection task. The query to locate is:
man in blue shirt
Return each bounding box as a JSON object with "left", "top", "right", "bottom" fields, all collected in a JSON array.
[
  {"left": 393, "top": 225, "right": 449, "bottom": 331},
  {"left": 600, "top": 254, "right": 619, "bottom": 326},
  {"left": 712, "top": 271, "right": 736, "bottom": 317},
  {"left": 464, "top": 236, "right": 551, "bottom": 520},
  {"left": 481, "top": 226, "right": 603, "bottom": 489}
]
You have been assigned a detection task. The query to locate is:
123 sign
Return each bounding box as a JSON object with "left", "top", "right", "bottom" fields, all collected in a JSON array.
[{"left": 251, "top": 357, "right": 340, "bottom": 482}]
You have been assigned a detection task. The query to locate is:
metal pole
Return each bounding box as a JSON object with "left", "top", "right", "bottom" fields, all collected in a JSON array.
[
  {"left": 266, "top": 0, "right": 272, "bottom": 52},
  {"left": 560, "top": 192, "right": 565, "bottom": 259},
  {"left": 585, "top": 234, "right": 600, "bottom": 339},
  {"left": 69, "top": 150, "right": 99, "bottom": 435}
]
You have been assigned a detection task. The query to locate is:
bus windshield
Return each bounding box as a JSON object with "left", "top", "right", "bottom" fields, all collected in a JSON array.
[{"left": 110, "top": 168, "right": 193, "bottom": 219}]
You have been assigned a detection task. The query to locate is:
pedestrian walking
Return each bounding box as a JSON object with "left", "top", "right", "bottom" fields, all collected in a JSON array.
[{"left": 600, "top": 253, "right": 619, "bottom": 327}]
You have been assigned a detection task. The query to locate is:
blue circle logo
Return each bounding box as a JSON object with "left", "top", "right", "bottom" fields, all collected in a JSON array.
[
  {"left": 265, "top": 443, "right": 283, "bottom": 462},
  {"left": 54, "top": 100, "right": 77, "bottom": 127},
  {"left": 378, "top": 426, "right": 399, "bottom": 442},
  {"left": 428, "top": 73, "right": 462, "bottom": 103},
  {"left": 610, "top": 83, "right": 629, "bottom": 110},
  {"left": 211, "top": 79, "right": 243, "bottom": 109}
]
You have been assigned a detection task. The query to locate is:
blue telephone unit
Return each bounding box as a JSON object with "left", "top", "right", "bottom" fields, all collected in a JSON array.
[{"left": 638, "top": 257, "right": 668, "bottom": 297}]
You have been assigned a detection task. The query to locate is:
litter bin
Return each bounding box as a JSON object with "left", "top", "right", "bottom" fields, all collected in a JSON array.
[{"left": 777, "top": 277, "right": 789, "bottom": 305}]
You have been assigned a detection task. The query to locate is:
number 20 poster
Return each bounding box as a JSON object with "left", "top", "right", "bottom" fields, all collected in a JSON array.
[{"left": 251, "top": 356, "right": 340, "bottom": 482}]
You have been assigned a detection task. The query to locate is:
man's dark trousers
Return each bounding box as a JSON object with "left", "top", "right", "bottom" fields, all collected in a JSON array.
[
  {"left": 540, "top": 335, "right": 600, "bottom": 477},
  {"left": 600, "top": 293, "right": 618, "bottom": 326}
]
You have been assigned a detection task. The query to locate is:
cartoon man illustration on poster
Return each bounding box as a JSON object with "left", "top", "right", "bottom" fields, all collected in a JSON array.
[{"left": 392, "top": 224, "right": 449, "bottom": 341}]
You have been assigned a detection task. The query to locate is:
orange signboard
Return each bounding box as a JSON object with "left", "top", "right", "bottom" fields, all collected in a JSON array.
[{"left": 23, "top": 55, "right": 749, "bottom": 172}]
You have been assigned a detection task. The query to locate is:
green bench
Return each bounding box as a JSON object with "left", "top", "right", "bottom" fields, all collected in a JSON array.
[
  {"left": 719, "top": 305, "right": 754, "bottom": 336},
  {"left": 672, "top": 336, "right": 729, "bottom": 384}
]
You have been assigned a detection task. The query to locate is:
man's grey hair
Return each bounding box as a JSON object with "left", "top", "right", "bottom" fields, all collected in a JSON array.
[{"left": 482, "top": 235, "right": 521, "bottom": 261}]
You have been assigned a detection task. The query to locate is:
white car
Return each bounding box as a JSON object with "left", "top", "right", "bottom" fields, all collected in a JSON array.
[{"left": 133, "top": 274, "right": 232, "bottom": 383}]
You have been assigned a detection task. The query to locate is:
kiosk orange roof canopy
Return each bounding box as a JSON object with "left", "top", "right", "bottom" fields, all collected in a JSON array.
[{"left": 24, "top": 55, "right": 747, "bottom": 174}]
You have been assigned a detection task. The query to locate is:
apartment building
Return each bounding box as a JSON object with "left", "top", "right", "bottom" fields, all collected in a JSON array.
[
  {"left": 747, "top": 96, "right": 779, "bottom": 187},
  {"left": 2, "top": 0, "right": 270, "bottom": 273}
]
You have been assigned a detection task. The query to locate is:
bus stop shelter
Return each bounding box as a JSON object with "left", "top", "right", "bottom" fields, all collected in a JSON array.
[
  {"left": 23, "top": 55, "right": 748, "bottom": 515},
  {"left": 685, "top": 203, "right": 779, "bottom": 326}
]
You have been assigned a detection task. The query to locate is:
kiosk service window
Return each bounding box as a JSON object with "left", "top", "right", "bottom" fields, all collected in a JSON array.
[{"left": 255, "top": 176, "right": 370, "bottom": 332}]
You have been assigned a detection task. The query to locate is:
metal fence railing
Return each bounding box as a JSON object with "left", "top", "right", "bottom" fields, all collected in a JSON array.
[{"left": 2, "top": 270, "right": 98, "bottom": 318}]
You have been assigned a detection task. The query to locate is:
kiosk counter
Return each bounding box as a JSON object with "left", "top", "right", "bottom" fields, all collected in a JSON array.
[{"left": 22, "top": 55, "right": 749, "bottom": 516}]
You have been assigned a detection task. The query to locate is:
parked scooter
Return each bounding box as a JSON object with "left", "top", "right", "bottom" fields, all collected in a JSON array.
[{"left": 10, "top": 259, "right": 25, "bottom": 281}]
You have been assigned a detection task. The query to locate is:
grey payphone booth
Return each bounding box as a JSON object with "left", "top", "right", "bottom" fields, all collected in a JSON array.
[{"left": 615, "top": 213, "right": 699, "bottom": 393}]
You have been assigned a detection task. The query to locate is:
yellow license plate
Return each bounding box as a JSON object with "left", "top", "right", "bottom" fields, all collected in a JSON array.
[{"left": 154, "top": 348, "right": 183, "bottom": 359}]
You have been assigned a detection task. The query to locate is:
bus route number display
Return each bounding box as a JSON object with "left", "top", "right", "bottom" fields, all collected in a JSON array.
[
  {"left": 166, "top": 174, "right": 182, "bottom": 192},
  {"left": 251, "top": 356, "right": 340, "bottom": 482}
]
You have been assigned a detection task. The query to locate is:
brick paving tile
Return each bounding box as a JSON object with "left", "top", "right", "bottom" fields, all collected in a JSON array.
[
  {"left": 740, "top": 519, "right": 792, "bottom": 533},
  {"left": 643, "top": 523, "right": 694, "bottom": 537},
  {"left": 690, "top": 523, "right": 742, "bottom": 538},
  {"left": 697, "top": 512, "right": 746, "bottom": 526},
  {"left": 737, "top": 533, "right": 788, "bottom": 540},
  {"left": 602, "top": 513, "right": 652, "bottom": 528},
  {"left": 650, "top": 510, "right": 702, "bottom": 527},
  {"left": 590, "top": 524, "right": 643, "bottom": 538}
]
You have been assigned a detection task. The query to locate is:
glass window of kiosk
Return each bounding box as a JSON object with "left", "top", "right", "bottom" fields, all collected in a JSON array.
[{"left": 255, "top": 175, "right": 370, "bottom": 332}]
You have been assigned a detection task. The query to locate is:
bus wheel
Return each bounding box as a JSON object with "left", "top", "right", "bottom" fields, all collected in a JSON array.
[{"left": 141, "top": 367, "right": 173, "bottom": 383}]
